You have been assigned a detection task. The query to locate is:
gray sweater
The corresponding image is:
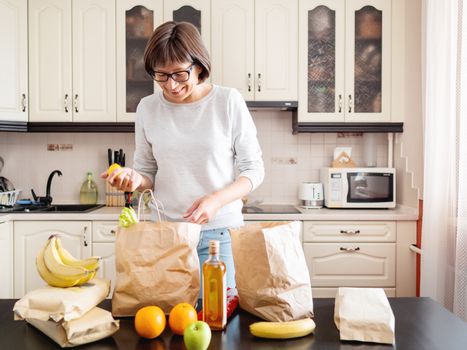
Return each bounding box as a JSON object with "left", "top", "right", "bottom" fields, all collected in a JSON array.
[{"left": 134, "top": 85, "right": 264, "bottom": 230}]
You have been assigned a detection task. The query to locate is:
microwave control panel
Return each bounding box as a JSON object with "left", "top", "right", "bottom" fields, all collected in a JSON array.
[{"left": 330, "top": 173, "right": 342, "bottom": 202}]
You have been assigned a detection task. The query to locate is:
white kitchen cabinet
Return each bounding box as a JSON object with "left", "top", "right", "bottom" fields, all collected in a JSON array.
[
  {"left": 116, "top": 0, "right": 163, "bottom": 121},
  {"left": 303, "top": 220, "right": 416, "bottom": 298},
  {"left": 0, "top": 220, "right": 13, "bottom": 298},
  {"left": 164, "top": 0, "right": 210, "bottom": 53},
  {"left": 92, "top": 221, "right": 117, "bottom": 296},
  {"left": 211, "top": 0, "right": 298, "bottom": 101},
  {"left": 93, "top": 243, "right": 116, "bottom": 297},
  {"left": 28, "top": 0, "right": 116, "bottom": 122},
  {"left": 298, "top": 0, "right": 391, "bottom": 122},
  {"left": 0, "top": 0, "right": 28, "bottom": 122},
  {"left": 13, "top": 221, "right": 92, "bottom": 298}
]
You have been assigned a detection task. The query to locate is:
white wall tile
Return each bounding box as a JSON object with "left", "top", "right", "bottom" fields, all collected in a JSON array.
[{"left": 0, "top": 113, "right": 389, "bottom": 205}]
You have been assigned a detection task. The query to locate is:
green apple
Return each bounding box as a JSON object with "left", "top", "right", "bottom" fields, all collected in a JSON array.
[{"left": 183, "top": 321, "right": 212, "bottom": 350}]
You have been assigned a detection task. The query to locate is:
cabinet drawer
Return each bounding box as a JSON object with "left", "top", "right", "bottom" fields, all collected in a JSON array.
[
  {"left": 304, "top": 243, "right": 395, "bottom": 287},
  {"left": 92, "top": 221, "right": 118, "bottom": 242},
  {"left": 312, "top": 287, "right": 396, "bottom": 298},
  {"left": 303, "top": 221, "right": 396, "bottom": 242}
]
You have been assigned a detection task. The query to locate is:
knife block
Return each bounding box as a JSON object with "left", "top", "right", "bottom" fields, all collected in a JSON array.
[{"left": 105, "top": 182, "right": 125, "bottom": 207}]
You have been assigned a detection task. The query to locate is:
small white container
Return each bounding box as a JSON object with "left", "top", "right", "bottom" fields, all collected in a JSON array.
[{"left": 299, "top": 182, "right": 324, "bottom": 209}]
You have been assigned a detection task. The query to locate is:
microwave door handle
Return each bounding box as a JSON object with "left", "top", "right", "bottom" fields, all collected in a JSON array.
[{"left": 343, "top": 175, "right": 350, "bottom": 202}]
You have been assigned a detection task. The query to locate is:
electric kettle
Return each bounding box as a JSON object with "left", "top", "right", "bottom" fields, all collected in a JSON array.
[{"left": 299, "top": 182, "right": 324, "bottom": 209}]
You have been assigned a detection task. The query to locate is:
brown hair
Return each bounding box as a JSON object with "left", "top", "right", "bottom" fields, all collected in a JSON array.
[{"left": 144, "top": 21, "right": 211, "bottom": 82}]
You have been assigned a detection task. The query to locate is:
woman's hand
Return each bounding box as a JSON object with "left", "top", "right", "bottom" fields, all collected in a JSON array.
[
  {"left": 100, "top": 167, "right": 144, "bottom": 192},
  {"left": 183, "top": 194, "right": 223, "bottom": 225}
]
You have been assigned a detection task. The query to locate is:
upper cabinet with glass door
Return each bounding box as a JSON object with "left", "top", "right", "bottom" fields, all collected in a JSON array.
[
  {"left": 116, "top": 0, "right": 163, "bottom": 122},
  {"left": 164, "top": 0, "right": 210, "bottom": 53},
  {"left": 298, "top": 0, "right": 391, "bottom": 122}
]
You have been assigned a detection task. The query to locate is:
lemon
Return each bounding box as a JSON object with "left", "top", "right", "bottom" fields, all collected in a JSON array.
[{"left": 107, "top": 163, "right": 122, "bottom": 176}]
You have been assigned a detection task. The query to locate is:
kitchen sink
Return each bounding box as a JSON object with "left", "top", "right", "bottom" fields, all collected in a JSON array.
[
  {"left": 1, "top": 203, "right": 105, "bottom": 213},
  {"left": 43, "top": 204, "right": 105, "bottom": 212}
]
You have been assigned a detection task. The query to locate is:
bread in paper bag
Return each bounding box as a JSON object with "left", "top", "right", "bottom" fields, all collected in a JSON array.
[
  {"left": 334, "top": 287, "right": 395, "bottom": 344},
  {"left": 230, "top": 221, "right": 314, "bottom": 321},
  {"left": 13, "top": 279, "right": 110, "bottom": 322},
  {"left": 26, "top": 307, "right": 119, "bottom": 348}
]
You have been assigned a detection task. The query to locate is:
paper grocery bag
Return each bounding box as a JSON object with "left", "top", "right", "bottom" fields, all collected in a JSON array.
[
  {"left": 26, "top": 307, "right": 119, "bottom": 348},
  {"left": 230, "top": 221, "right": 314, "bottom": 321},
  {"left": 112, "top": 192, "right": 201, "bottom": 316},
  {"left": 334, "top": 287, "right": 395, "bottom": 344}
]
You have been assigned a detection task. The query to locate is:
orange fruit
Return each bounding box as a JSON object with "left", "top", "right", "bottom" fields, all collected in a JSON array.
[
  {"left": 168, "top": 303, "right": 198, "bottom": 335},
  {"left": 107, "top": 163, "right": 122, "bottom": 176},
  {"left": 134, "top": 306, "right": 166, "bottom": 339}
]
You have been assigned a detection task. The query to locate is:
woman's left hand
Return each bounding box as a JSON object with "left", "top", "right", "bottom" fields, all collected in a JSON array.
[{"left": 183, "top": 194, "right": 222, "bottom": 225}]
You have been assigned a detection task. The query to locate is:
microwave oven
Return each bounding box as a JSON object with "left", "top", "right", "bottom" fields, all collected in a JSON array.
[{"left": 320, "top": 168, "right": 396, "bottom": 208}]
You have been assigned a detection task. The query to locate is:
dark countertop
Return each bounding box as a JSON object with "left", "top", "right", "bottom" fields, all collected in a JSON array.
[{"left": 1, "top": 297, "right": 467, "bottom": 350}]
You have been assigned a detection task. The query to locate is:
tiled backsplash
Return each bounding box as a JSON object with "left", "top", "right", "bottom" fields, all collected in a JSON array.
[{"left": 0, "top": 111, "right": 387, "bottom": 205}]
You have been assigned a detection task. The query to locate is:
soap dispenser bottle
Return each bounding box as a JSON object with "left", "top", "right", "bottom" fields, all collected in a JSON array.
[{"left": 79, "top": 172, "right": 98, "bottom": 204}]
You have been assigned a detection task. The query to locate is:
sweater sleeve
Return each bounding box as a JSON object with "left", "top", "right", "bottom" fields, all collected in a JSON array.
[
  {"left": 133, "top": 100, "right": 158, "bottom": 183},
  {"left": 229, "top": 89, "right": 265, "bottom": 191}
]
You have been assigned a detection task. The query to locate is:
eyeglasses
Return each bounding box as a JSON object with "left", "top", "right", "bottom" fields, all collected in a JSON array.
[{"left": 153, "top": 64, "right": 194, "bottom": 82}]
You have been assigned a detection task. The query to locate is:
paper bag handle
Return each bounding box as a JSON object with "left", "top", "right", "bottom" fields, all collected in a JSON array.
[{"left": 137, "top": 189, "right": 166, "bottom": 222}]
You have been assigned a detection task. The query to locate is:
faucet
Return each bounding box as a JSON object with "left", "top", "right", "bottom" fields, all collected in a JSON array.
[{"left": 31, "top": 170, "right": 63, "bottom": 206}]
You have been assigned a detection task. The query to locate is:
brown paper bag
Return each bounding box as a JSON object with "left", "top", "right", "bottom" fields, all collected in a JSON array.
[
  {"left": 26, "top": 307, "right": 119, "bottom": 348},
  {"left": 334, "top": 287, "right": 395, "bottom": 344},
  {"left": 230, "top": 221, "right": 314, "bottom": 321},
  {"left": 112, "top": 190, "right": 201, "bottom": 316}
]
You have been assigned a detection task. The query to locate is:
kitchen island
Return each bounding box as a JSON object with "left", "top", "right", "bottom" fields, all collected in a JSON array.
[{"left": 1, "top": 297, "right": 466, "bottom": 350}]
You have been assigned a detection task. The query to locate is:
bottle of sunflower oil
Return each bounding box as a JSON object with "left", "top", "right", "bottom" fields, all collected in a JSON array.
[
  {"left": 79, "top": 172, "right": 98, "bottom": 205},
  {"left": 202, "top": 240, "right": 227, "bottom": 330}
]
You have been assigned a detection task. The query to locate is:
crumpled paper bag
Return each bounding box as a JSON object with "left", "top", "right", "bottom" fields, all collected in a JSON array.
[
  {"left": 13, "top": 279, "right": 110, "bottom": 322},
  {"left": 26, "top": 307, "right": 119, "bottom": 348},
  {"left": 334, "top": 287, "right": 395, "bottom": 344},
  {"left": 230, "top": 221, "right": 314, "bottom": 321},
  {"left": 112, "top": 221, "right": 201, "bottom": 316}
]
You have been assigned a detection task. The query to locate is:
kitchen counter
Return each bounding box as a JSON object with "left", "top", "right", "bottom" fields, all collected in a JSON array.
[
  {"left": 0, "top": 205, "right": 418, "bottom": 221},
  {"left": 1, "top": 297, "right": 466, "bottom": 349}
]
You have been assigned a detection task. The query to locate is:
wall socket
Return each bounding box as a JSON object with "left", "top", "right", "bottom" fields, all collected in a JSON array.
[
  {"left": 271, "top": 156, "right": 297, "bottom": 165},
  {"left": 47, "top": 144, "right": 73, "bottom": 151}
]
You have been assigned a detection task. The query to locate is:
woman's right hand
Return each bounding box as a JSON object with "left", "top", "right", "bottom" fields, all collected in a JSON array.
[{"left": 100, "top": 167, "right": 144, "bottom": 192}]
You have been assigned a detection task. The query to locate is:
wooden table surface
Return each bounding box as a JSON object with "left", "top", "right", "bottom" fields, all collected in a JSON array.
[{"left": 1, "top": 297, "right": 467, "bottom": 350}]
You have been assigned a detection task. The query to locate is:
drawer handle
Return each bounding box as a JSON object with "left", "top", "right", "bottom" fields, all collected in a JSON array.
[
  {"left": 110, "top": 229, "right": 116, "bottom": 236},
  {"left": 340, "top": 230, "right": 360, "bottom": 235},
  {"left": 340, "top": 247, "right": 360, "bottom": 252}
]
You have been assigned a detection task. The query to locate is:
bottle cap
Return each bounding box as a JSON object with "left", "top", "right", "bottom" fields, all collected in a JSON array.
[{"left": 209, "top": 240, "right": 220, "bottom": 255}]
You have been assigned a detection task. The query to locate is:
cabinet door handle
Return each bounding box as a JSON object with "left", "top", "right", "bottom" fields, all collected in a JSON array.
[
  {"left": 74, "top": 94, "right": 79, "bottom": 113},
  {"left": 257, "top": 73, "right": 262, "bottom": 92},
  {"left": 338, "top": 94, "right": 342, "bottom": 113},
  {"left": 348, "top": 94, "right": 353, "bottom": 113},
  {"left": 64, "top": 94, "right": 69, "bottom": 113},
  {"left": 340, "top": 229, "right": 360, "bottom": 235},
  {"left": 340, "top": 247, "right": 360, "bottom": 252},
  {"left": 21, "top": 93, "right": 27, "bottom": 112},
  {"left": 83, "top": 226, "right": 88, "bottom": 247},
  {"left": 248, "top": 73, "right": 252, "bottom": 92}
]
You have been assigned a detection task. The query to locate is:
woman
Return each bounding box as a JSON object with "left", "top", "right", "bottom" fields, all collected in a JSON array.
[{"left": 102, "top": 21, "right": 264, "bottom": 290}]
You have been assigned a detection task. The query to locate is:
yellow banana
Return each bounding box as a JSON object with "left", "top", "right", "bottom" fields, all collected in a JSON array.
[
  {"left": 43, "top": 236, "right": 91, "bottom": 281},
  {"left": 36, "top": 244, "right": 82, "bottom": 287},
  {"left": 55, "top": 237, "right": 101, "bottom": 271},
  {"left": 249, "top": 318, "right": 316, "bottom": 339},
  {"left": 75, "top": 269, "right": 97, "bottom": 285}
]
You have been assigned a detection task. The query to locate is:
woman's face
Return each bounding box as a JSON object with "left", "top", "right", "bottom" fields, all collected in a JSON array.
[{"left": 154, "top": 61, "right": 202, "bottom": 103}]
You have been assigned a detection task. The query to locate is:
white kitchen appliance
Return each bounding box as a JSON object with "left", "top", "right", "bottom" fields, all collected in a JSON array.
[
  {"left": 299, "top": 182, "right": 324, "bottom": 208},
  {"left": 320, "top": 167, "right": 396, "bottom": 208}
]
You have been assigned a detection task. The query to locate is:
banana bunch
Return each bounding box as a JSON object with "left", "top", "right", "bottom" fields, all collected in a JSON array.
[
  {"left": 249, "top": 318, "right": 316, "bottom": 339},
  {"left": 36, "top": 235, "right": 101, "bottom": 288}
]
